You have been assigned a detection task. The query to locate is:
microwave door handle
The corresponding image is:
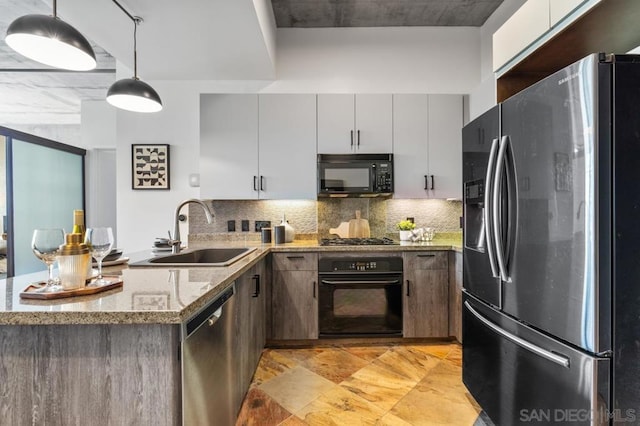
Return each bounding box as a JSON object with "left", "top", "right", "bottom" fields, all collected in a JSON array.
[
  {"left": 484, "top": 137, "right": 500, "bottom": 278},
  {"left": 493, "top": 135, "right": 510, "bottom": 282}
]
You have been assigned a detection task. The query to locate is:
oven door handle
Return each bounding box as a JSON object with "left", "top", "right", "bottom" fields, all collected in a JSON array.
[{"left": 320, "top": 279, "right": 401, "bottom": 286}]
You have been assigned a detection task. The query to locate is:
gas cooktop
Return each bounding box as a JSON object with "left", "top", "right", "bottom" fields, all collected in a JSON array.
[{"left": 320, "top": 237, "right": 398, "bottom": 246}]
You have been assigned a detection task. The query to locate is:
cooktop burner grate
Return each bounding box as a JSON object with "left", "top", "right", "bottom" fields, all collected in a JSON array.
[{"left": 320, "top": 237, "right": 397, "bottom": 246}]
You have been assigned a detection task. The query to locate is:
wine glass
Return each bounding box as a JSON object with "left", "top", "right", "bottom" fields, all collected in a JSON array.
[
  {"left": 85, "top": 227, "right": 114, "bottom": 287},
  {"left": 31, "top": 228, "right": 65, "bottom": 292}
]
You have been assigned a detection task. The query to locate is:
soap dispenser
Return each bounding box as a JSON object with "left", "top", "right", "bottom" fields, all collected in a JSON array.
[{"left": 279, "top": 214, "right": 295, "bottom": 243}]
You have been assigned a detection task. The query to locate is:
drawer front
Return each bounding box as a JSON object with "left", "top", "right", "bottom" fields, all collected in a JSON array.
[
  {"left": 403, "top": 251, "right": 448, "bottom": 270},
  {"left": 273, "top": 253, "right": 318, "bottom": 271}
]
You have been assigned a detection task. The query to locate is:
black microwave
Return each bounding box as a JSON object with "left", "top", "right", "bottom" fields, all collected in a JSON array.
[{"left": 317, "top": 153, "right": 393, "bottom": 197}]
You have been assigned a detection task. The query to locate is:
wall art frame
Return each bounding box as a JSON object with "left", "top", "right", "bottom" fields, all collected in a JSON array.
[{"left": 131, "top": 144, "right": 170, "bottom": 190}]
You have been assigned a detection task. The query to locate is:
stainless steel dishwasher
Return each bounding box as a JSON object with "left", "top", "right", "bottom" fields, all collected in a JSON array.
[{"left": 182, "top": 284, "right": 236, "bottom": 426}]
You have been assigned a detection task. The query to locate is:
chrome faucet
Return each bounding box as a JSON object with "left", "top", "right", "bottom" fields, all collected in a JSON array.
[{"left": 169, "top": 199, "right": 213, "bottom": 253}]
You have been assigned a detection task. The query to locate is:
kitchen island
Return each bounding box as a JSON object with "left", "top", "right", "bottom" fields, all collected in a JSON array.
[{"left": 0, "top": 238, "right": 461, "bottom": 425}]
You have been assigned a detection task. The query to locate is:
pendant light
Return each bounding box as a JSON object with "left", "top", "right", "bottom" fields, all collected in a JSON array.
[
  {"left": 106, "top": 0, "right": 162, "bottom": 113},
  {"left": 5, "top": 0, "right": 96, "bottom": 71}
]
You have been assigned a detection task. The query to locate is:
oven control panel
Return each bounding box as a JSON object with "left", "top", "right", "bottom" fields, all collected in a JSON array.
[
  {"left": 319, "top": 257, "right": 404, "bottom": 273},
  {"left": 350, "top": 261, "right": 377, "bottom": 271}
]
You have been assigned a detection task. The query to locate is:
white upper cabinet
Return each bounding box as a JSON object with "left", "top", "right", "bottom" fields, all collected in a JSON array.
[
  {"left": 317, "top": 94, "right": 393, "bottom": 154},
  {"left": 200, "top": 94, "right": 259, "bottom": 199},
  {"left": 393, "top": 94, "right": 462, "bottom": 199},
  {"left": 200, "top": 94, "right": 317, "bottom": 200},
  {"left": 493, "top": 0, "right": 550, "bottom": 72},
  {"left": 550, "top": 0, "right": 586, "bottom": 26},
  {"left": 317, "top": 94, "right": 354, "bottom": 154},
  {"left": 354, "top": 94, "right": 393, "bottom": 153},
  {"left": 393, "top": 94, "right": 429, "bottom": 199},
  {"left": 427, "top": 95, "right": 462, "bottom": 199},
  {"left": 493, "top": 0, "right": 596, "bottom": 73},
  {"left": 258, "top": 94, "right": 317, "bottom": 200}
]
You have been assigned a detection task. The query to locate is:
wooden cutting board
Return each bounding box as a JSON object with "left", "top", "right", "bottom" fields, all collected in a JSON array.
[
  {"left": 329, "top": 222, "right": 350, "bottom": 238},
  {"left": 348, "top": 210, "right": 370, "bottom": 238}
]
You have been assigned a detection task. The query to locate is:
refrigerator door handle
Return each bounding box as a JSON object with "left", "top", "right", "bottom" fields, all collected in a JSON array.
[
  {"left": 493, "top": 135, "right": 510, "bottom": 282},
  {"left": 464, "top": 301, "right": 570, "bottom": 368},
  {"left": 484, "top": 137, "right": 500, "bottom": 278}
]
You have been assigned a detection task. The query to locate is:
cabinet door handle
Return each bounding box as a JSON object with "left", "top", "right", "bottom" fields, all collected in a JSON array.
[
  {"left": 313, "top": 281, "right": 317, "bottom": 298},
  {"left": 424, "top": 175, "right": 428, "bottom": 190},
  {"left": 417, "top": 254, "right": 435, "bottom": 258},
  {"left": 260, "top": 176, "right": 265, "bottom": 191},
  {"left": 253, "top": 176, "right": 258, "bottom": 191},
  {"left": 430, "top": 175, "right": 435, "bottom": 190},
  {"left": 357, "top": 129, "right": 360, "bottom": 147},
  {"left": 350, "top": 130, "right": 354, "bottom": 147},
  {"left": 252, "top": 274, "right": 260, "bottom": 297},
  {"left": 286, "top": 255, "right": 305, "bottom": 259},
  {"left": 406, "top": 280, "right": 410, "bottom": 297}
]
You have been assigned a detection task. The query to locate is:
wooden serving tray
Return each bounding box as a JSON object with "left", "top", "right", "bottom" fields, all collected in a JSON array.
[{"left": 20, "top": 277, "right": 123, "bottom": 300}]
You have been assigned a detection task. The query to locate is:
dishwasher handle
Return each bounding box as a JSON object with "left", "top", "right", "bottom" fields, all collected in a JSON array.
[
  {"left": 185, "top": 284, "right": 235, "bottom": 337},
  {"left": 207, "top": 308, "right": 223, "bottom": 327}
]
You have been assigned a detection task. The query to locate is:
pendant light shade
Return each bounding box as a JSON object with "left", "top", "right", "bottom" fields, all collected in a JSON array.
[
  {"left": 5, "top": 12, "right": 96, "bottom": 71},
  {"left": 107, "top": 77, "right": 163, "bottom": 113},
  {"left": 106, "top": 1, "right": 162, "bottom": 113}
]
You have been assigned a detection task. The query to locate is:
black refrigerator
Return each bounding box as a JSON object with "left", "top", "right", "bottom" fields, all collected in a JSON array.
[{"left": 462, "top": 53, "right": 640, "bottom": 425}]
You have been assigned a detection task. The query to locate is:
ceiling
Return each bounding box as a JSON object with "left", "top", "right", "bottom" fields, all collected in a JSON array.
[
  {"left": 0, "top": 0, "right": 504, "bottom": 127},
  {"left": 272, "top": 0, "right": 505, "bottom": 28},
  {"left": 0, "top": 0, "right": 115, "bottom": 125}
]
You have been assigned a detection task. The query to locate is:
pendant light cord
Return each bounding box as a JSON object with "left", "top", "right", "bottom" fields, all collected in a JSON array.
[
  {"left": 133, "top": 19, "right": 138, "bottom": 78},
  {"left": 111, "top": 0, "right": 142, "bottom": 78},
  {"left": 52, "top": 0, "right": 57, "bottom": 17}
]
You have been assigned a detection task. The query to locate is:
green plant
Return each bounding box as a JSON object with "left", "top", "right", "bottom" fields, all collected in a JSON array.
[{"left": 396, "top": 220, "right": 416, "bottom": 231}]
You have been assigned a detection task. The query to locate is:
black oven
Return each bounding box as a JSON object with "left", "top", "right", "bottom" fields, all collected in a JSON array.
[
  {"left": 317, "top": 153, "right": 393, "bottom": 197},
  {"left": 318, "top": 257, "right": 403, "bottom": 337}
]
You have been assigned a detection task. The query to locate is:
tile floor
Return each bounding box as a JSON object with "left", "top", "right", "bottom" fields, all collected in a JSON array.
[{"left": 236, "top": 342, "right": 484, "bottom": 425}]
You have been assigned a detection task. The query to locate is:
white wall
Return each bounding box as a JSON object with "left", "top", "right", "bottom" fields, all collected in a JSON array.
[
  {"left": 4, "top": 124, "right": 82, "bottom": 148},
  {"left": 268, "top": 27, "right": 480, "bottom": 93},
  {"left": 81, "top": 100, "right": 117, "bottom": 236},
  {"left": 113, "top": 27, "right": 484, "bottom": 251},
  {"left": 468, "top": 0, "right": 527, "bottom": 120},
  {"left": 115, "top": 80, "right": 276, "bottom": 251},
  {"left": 253, "top": 0, "right": 278, "bottom": 70},
  {"left": 81, "top": 101, "right": 116, "bottom": 149}
]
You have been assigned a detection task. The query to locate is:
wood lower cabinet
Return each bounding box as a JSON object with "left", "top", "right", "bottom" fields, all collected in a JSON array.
[
  {"left": 271, "top": 253, "right": 318, "bottom": 340},
  {"left": 449, "top": 251, "right": 463, "bottom": 343},
  {"left": 403, "top": 251, "right": 449, "bottom": 338},
  {"left": 0, "top": 323, "right": 181, "bottom": 425},
  {"left": 235, "top": 258, "right": 267, "bottom": 400}
]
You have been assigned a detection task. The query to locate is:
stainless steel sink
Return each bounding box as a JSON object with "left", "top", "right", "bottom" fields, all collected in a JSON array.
[{"left": 130, "top": 247, "right": 257, "bottom": 267}]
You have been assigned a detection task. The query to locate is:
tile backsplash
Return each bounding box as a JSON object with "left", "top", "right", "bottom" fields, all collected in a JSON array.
[
  {"left": 385, "top": 199, "right": 462, "bottom": 232},
  {"left": 189, "top": 200, "right": 317, "bottom": 235},
  {"left": 189, "top": 198, "right": 461, "bottom": 240},
  {"left": 317, "top": 198, "right": 386, "bottom": 239}
]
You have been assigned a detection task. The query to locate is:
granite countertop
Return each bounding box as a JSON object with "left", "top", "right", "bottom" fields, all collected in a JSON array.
[{"left": 0, "top": 237, "right": 461, "bottom": 326}]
